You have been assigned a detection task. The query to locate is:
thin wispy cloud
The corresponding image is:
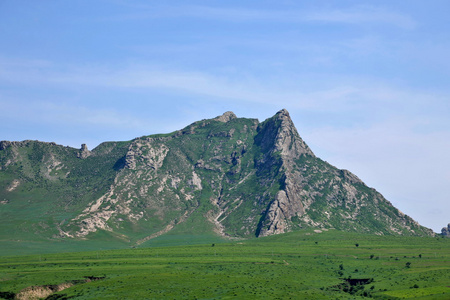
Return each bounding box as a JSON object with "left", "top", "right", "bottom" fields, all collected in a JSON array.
[
  {"left": 0, "top": 99, "right": 151, "bottom": 131},
  {"left": 1, "top": 56, "right": 447, "bottom": 119},
  {"left": 306, "top": 5, "right": 416, "bottom": 29},
  {"left": 104, "top": 4, "right": 415, "bottom": 29}
]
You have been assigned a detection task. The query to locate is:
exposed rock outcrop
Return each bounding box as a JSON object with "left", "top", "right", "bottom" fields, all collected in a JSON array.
[
  {"left": 77, "top": 143, "right": 91, "bottom": 159},
  {"left": 0, "top": 140, "right": 12, "bottom": 150},
  {"left": 258, "top": 190, "right": 291, "bottom": 237},
  {"left": 6, "top": 179, "right": 20, "bottom": 192},
  {"left": 272, "top": 109, "right": 315, "bottom": 157},
  {"left": 214, "top": 111, "right": 237, "bottom": 123},
  {"left": 256, "top": 109, "right": 313, "bottom": 236},
  {"left": 441, "top": 224, "right": 450, "bottom": 237},
  {"left": 15, "top": 276, "right": 105, "bottom": 300},
  {"left": 124, "top": 139, "right": 169, "bottom": 170}
]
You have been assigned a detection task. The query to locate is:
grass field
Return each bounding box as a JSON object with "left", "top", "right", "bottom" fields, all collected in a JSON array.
[{"left": 0, "top": 229, "right": 449, "bottom": 299}]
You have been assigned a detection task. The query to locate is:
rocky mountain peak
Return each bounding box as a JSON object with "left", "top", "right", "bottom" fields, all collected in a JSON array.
[
  {"left": 275, "top": 108, "right": 290, "bottom": 118},
  {"left": 270, "top": 109, "right": 315, "bottom": 158},
  {"left": 214, "top": 111, "right": 237, "bottom": 123}
]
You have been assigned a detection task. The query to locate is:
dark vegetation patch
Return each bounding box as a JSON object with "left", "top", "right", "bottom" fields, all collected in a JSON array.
[
  {"left": 0, "top": 291, "right": 15, "bottom": 299},
  {"left": 327, "top": 277, "right": 375, "bottom": 297}
]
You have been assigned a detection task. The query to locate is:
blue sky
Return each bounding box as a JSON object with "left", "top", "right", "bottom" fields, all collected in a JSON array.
[{"left": 1, "top": 0, "right": 449, "bottom": 232}]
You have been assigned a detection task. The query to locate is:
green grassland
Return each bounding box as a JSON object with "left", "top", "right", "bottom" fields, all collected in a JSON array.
[{"left": 1, "top": 229, "right": 449, "bottom": 299}]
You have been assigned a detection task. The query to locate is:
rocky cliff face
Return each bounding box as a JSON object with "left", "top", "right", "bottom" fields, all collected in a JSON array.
[
  {"left": 441, "top": 224, "right": 450, "bottom": 237},
  {"left": 0, "top": 109, "right": 434, "bottom": 244},
  {"left": 254, "top": 109, "right": 312, "bottom": 236}
]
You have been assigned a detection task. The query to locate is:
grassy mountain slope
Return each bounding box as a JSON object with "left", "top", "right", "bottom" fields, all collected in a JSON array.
[{"left": 0, "top": 140, "right": 129, "bottom": 242}]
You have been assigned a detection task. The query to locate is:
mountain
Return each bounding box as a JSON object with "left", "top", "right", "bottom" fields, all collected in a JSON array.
[{"left": 0, "top": 109, "right": 433, "bottom": 247}]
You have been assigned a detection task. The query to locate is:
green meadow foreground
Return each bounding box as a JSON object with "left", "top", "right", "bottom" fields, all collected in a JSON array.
[{"left": 1, "top": 230, "right": 449, "bottom": 299}]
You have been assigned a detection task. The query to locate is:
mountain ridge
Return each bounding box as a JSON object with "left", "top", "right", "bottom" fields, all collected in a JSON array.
[{"left": 0, "top": 109, "right": 434, "bottom": 247}]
